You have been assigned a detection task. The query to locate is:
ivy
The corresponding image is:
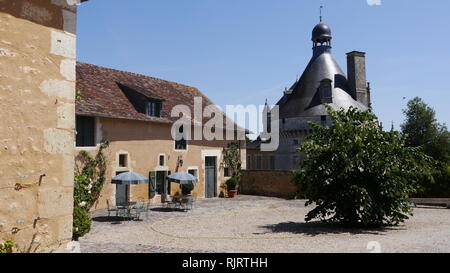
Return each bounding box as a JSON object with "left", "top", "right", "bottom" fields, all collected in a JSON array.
[
  {"left": 222, "top": 142, "right": 242, "bottom": 184},
  {"left": 75, "top": 89, "right": 82, "bottom": 101},
  {"left": 0, "top": 240, "right": 14, "bottom": 253},
  {"left": 74, "top": 142, "right": 109, "bottom": 211},
  {"left": 73, "top": 142, "right": 109, "bottom": 240}
]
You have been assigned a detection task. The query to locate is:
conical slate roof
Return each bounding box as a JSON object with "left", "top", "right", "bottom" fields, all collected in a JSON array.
[{"left": 277, "top": 25, "right": 367, "bottom": 118}]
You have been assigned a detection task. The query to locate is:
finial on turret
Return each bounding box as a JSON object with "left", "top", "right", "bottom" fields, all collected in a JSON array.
[{"left": 320, "top": 5, "right": 323, "bottom": 22}]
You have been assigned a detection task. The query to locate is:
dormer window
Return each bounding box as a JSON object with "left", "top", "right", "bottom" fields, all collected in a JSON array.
[
  {"left": 318, "top": 79, "right": 332, "bottom": 103},
  {"left": 146, "top": 101, "right": 161, "bottom": 117},
  {"left": 174, "top": 125, "right": 187, "bottom": 150}
]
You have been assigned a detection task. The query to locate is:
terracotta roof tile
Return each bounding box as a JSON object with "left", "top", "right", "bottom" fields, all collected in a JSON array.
[{"left": 76, "top": 62, "right": 244, "bottom": 132}]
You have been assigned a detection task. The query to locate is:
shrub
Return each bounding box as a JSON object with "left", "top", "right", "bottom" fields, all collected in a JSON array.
[
  {"left": 0, "top": 240, "right": 14, "bottom": 253},
  {"left": 222, "top": 143, "right": 242, "bottom": 183},
  {"left": 181, "top": 183, "right": 194, "bottom": 195},
  {"left": 226, "top": 178, "right": 237, "bottom": 191},
  {"left": 72, "top": 207, "right": 91, "bottom": 240},
  {"left": 294, "top": 105, "right": 432, "bottom": 227}
]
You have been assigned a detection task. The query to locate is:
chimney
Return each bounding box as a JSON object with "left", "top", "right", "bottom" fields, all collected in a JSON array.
[{"left": 346, "top": 51, "right": 370, "bottom": 107}]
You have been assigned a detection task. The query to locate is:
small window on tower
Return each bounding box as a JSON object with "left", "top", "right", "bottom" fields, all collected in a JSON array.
[
  {"left": 269, "top": 156, "right": 276, "bottom": 170},
  {"left": 159, "top": 155, "right": 165, "bottom": 166},
  {"left": 318, "top": 79, "right": 332, "bottom": 103}
]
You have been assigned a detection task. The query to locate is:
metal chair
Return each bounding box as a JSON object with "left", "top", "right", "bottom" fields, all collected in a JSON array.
[
  {"left": 142, "top": 201, "right": 151, "bottom": 219},
  {"left": 116, "top": 207, "right": 128, "bottom": 218},
  {"left": 181, "top": 196, "right": 194, "bottom": 211},
  {"left": 132, "top": 201, "right": 145, "bottom": 220},
  {"left": 106, "top": 200, "right": 118, "bottom": 217}
]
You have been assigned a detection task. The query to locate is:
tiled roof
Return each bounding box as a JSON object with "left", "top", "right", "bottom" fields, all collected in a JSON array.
[{"left": 76, "top": 62, "right": 244, "bottom": 132}]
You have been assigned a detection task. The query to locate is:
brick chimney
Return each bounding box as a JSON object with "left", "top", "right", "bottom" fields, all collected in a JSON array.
[{"left": 346, "top": 51, "right": 370, "bottom": 107}]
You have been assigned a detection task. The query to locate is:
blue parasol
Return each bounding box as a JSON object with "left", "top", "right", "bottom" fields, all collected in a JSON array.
[{"left": 112, "top": 171, "right": 149, "bottom": 185}]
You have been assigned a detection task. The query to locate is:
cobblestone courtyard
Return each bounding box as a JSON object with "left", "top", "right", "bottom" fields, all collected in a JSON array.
[{"left": 79, "top": 195, "right": 450, "bottom": 253}]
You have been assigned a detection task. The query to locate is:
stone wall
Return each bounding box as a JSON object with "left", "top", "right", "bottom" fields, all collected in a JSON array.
[
  {"left": 0, "top": 0, "right": 78, "bottom": 252},
  {"left": 240, "top": 170, "right": 297, "bottom": 199}
]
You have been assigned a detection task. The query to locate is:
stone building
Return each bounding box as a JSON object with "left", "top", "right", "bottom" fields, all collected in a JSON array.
[
  {"left": 0, "top": 0, "right": 85, "bottom": 252},
  {"left": 75, "top": 62, "right": 247, "bottom": 210},
  {"left": 247, "top": 20, "right": 371, "bottom": 171}
]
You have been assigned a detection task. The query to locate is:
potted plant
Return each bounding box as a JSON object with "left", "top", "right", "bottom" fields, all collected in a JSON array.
[
  {"left": 181, "top": 183, "right": 194, "bottom": 196},
  {"left": 226, "top": 178, "right": 238, "bottom": 198}
]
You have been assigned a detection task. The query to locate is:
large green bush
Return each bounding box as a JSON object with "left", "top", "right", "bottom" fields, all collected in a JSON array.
[
  {"left": 294, "top": 106, "right": 431, "bottom": 227},
  {"left": 72, "top": 207, "right": 91, "bottom": 240}
]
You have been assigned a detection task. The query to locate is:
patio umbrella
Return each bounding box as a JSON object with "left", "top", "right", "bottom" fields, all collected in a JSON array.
[
  {"left": 166, "top": 172, "right": 198, "bottom": 185},
  {"left": 112, "top": 171, "right": 149, "bottom": 185}
]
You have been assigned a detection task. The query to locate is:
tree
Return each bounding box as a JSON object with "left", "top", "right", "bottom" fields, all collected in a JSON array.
[
  {"left": 294, "top": 106, "right": 431, "bottom": 227},
  {"left": 401, "top": 97, "right": 450, "bottom": 197},
  {"left": 401, "top": 97, "right": 450, "bottom": 163}
]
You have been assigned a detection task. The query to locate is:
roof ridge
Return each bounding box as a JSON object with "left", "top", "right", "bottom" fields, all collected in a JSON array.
[{"left": 76, "top": 61, "right": 199, "bottom": 91}]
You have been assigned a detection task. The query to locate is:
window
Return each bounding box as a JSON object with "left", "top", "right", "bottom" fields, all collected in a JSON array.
[
  {"left": 76, "top": 116, "right": 95, "bottom": 147},
  {"left": 293, "top": 139, "right": 299, "bottom": 146},
  {"left": 159, "top": 155, "right": 165, "bottom": 166},
  {"left": 224, "top": 167, "right": 230, "bottom": 177},
  {"left": 188, "top": 169, "right": 197, "bottom": 177},
  {"left": 145, "top": 101, "right": 161, "bottom": 117},
  {"left": 256, "top": 156, "right": 262, "bottom": 170},
  {"left": 174, "top": 125, "right": 187, "bottom": 150},
  {"left": 292, "top": 156, "right": 299, "bottom": 167},
  {"left": 318, "top": 79, "right": 332, "bottom": 103},
  {"left": 269, "top": 156, "right": 276, "bottom": 170},
  {"left": 247, "top": 155, "right": 251, "bottom": 169},
  {"left": 119, "top": 154, "right": 128, "bottom": 167}
]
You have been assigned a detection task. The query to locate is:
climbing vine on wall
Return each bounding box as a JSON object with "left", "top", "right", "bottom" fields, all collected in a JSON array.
[
  {"left": 222, "top": 142, "right": 242, "bottom": 183},
  {"left": 74, "top": 141, "right": 109, "bottom": 211},
  {"left": 73, "top": 142, "right": 109, "bottom": 240}
]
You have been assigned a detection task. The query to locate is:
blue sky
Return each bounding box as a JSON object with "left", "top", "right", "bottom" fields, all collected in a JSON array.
[{"left": 77, "top": 0, "right": 450, "bottom": 136}]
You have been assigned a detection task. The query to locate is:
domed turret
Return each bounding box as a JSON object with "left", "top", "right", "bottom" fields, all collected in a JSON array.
[
  {"left": 276, "top": 20, "right": 368, "bottom": 119},
  {"left": 312, "top": 23, "right": 332, "bottom": 44}
]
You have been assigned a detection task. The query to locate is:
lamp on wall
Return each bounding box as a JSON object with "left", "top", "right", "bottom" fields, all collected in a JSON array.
[{"left": 178, "top": 156, "right": 183, "bottom": 167}]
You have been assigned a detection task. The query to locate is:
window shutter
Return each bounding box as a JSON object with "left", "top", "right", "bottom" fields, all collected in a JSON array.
[{"left": 149, "top": 171, "right": 157, "bottom": 198}]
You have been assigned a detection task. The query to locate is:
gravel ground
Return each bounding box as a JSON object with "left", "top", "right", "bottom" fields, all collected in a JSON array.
[{"left": 79, "top": 195, "right": 450, "bottom": 253}]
